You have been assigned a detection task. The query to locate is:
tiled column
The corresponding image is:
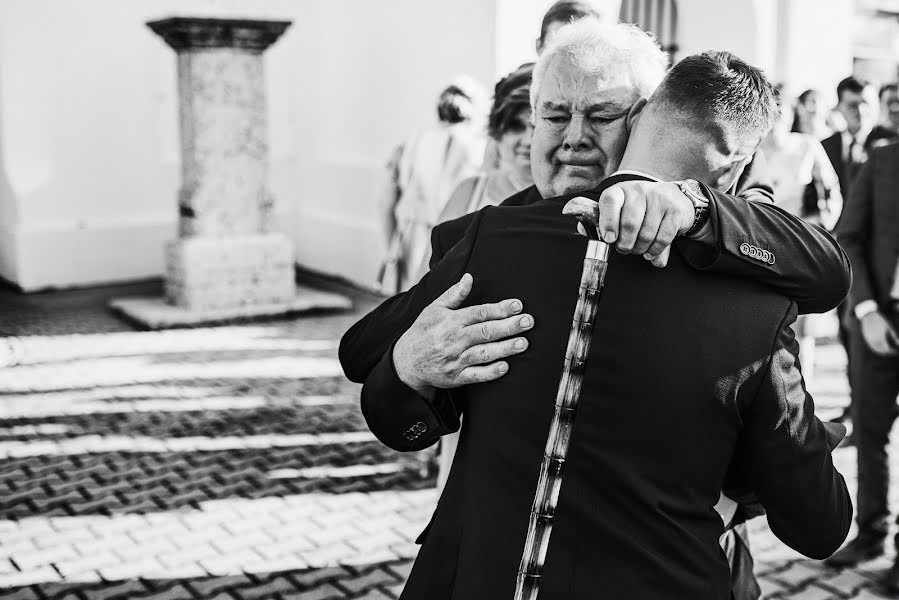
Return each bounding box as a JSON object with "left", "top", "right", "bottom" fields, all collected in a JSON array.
[{"left": 112, "top": 17, "right": 349, "bottom": 327}]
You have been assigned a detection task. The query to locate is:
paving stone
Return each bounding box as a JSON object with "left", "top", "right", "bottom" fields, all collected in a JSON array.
[
  {"left": 279, "top": 584, "right": 344, "bottom": 600},
  {"left": 787, "top": 584, "right": 840, "bottom": 600},
  {"left": 0, "top": 586, "right": 42, "bottom": 600},
  {"left": 78, "top": 580, "right": 148, "bottom": 600},
  {"left": 131, "top": 583, "right": 195, "bottom": 600},
  {"left": 232, "top": 575, "right": 297, "bottom": 600},
  {"left": 339, "top": 567, "right": 400, "bottom": 595},
  {"left": 289, "top": 567, "right": 352, "bottom": 590},
  {"left": 849, "top": 589, "right": 894, "bottom": 599},
  {"left": 187, "top": 575, "right": 255, "bottom": 597},
  {"left": 758, "top": 574, "right": 789, "bottom": 599},
  {"left": 384, "top": 561, "right": 413, "bottom": 580},
  {"left": 818, "top": 569, "right": 874, "bottom": 596},
  {"left": 771, "top": 561, "right": 829, "bottom": 588},
  {"left": 0, "top": 567, "right": 61, "bottom": 587},
  {"left": 32, "top": 581, "right": 92, "bottom": 600}
]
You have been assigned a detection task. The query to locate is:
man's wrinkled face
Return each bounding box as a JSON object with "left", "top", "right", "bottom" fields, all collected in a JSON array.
[{"left": 531, "top": 54, "right": 641, "bottom": 198}]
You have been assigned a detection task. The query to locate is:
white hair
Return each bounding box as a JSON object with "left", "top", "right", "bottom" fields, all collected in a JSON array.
[{"left": 530, "top": 20, "right": 669, "bottom": 112}]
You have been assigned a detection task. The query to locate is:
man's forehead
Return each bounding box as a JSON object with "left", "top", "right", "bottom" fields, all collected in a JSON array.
[{"left": 537, "top": 53, "right": 640, "bottom": 107}]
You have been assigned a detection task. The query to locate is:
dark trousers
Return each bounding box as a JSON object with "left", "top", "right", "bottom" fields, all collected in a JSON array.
[
  {"left": 723, "top": 523, "right": 760, "bottom": 600},
  {"left": 849, "top": 324, "right": 899, "bottom": 543}
]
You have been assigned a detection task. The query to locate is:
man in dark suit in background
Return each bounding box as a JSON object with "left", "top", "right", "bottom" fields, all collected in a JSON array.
[
  {"left": 822, "top": 76, "right": 870, "bottom": 201},
  {"left": 347, "top": 22, "right": 851, "bottom": 599},
  {"left": 829, "top": 143, "right": 899, "bottom": 593}
]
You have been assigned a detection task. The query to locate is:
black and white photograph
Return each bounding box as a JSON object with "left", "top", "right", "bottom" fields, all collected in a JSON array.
[{"left": 0, "top": 0, "right": 899, "bottom": 598}]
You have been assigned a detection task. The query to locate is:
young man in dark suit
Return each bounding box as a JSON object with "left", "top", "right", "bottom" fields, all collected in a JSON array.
[
  {"left": 829, "top": 143, "right": 899, "bottom": 593},
  {"left": 348, "top": 22, "right": 851, "bottom": 599},
  {"left": 822, "top": 76, "right": 869, "bottom": 201}
]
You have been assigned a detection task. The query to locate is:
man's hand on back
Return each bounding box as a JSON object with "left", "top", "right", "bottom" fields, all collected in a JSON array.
[
  {"left": 393, "top": 273, "right": 535, "bottom": 396},
  {"left": 563, "top": 181, "right": 695, "bottom": 267}
]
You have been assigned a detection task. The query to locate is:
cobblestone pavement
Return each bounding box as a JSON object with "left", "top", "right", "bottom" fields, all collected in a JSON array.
[{"left": 0, "top": 281, "right": 896, "bottom": 599}]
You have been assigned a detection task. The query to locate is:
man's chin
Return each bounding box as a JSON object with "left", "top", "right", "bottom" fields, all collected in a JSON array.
[{"left": 551, "top": 172, "right": 605, "bottom": 196}]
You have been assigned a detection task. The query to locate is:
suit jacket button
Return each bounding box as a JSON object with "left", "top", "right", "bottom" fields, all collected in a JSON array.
[{"left": 740, "top": 242, "right": 751, "bottom": 256}]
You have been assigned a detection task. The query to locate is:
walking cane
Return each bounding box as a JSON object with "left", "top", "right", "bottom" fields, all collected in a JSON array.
[{"left": 514, "top": 199, "right": 610, "bottom": 600}]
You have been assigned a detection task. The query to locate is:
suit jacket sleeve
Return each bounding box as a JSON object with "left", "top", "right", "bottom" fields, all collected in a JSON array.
[
  {"left": 357, "top": 210, "right": 488, "bottom": 452},
  {"left": 676, "top": 184, "right": 851, "bottom": 315},
  {"left": 834, "top": 156, "right": 876, "bottom": 309},
  {"left": 731, "top": 304, "right": 852, "bottom": 559},
  {"left": 338, "top": 212, "right": 478, "bottom": 383}
]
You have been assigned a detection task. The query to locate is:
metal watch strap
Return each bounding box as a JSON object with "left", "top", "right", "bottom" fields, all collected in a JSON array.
[{"left": 676, "top": 179, "right": 710, "bottom": 237}]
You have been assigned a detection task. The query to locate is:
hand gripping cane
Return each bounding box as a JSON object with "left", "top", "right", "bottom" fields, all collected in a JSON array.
[{"left": 514, "top": 201, "right": 610, "bottom": 600}]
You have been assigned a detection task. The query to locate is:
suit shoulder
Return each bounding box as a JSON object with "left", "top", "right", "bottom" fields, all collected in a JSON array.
[
  {"left": 870, "top": 141, "right": 899, "bottom": 165},
  {"left": 433, "top": 212, "right": 478, "bottom": 249},
  {"left": 499, "top": 185, "right": 541, "bottom": 207}
]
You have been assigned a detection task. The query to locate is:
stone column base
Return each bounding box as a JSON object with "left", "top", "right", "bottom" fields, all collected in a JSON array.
[
  {"left": 165, "top": 233, "right": 297, "bottom": 311},
  {"left": 109, "top": 284, "right": 352, "bottom": 330}
]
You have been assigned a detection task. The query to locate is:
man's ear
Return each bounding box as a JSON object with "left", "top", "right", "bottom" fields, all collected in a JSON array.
[
  {"left": 535, "top": 37, "right": 544, "bottom": 56},
  {"left": 626, "top": 98, "right": 648, "bottom": 132}
]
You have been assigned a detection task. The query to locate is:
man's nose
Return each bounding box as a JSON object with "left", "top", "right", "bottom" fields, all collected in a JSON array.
[{"left": 562, "top": 114, "right": 592, "bottom": 151}]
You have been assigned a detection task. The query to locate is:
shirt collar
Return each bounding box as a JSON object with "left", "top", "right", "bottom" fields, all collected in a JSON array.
[{"left": 611, "top": 169, "right": 663, "bottom": 183}]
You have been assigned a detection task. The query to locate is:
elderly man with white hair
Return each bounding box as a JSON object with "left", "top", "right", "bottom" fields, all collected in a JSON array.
[{"left": 342, "top": 20, "right": 851, "bottom": 600}]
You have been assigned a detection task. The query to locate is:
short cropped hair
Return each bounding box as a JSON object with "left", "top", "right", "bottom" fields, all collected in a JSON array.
[
  {"left": 648, "top": 51, "right": 779, "bottom": 142},
  {"left": 531, "top": 20, "right": 668, "bottom": 112},
  {"left": 539, "top": 1, "right": 603, "bottom": 44},
  {"left": 836, "top": 76, "right": 865, "bottom": 102},
  {"left": 488, "top": 63, "right": 534, "bottom": 140},
  {"left": 879, "top": 82, "right": 898, "bottom": 101}
]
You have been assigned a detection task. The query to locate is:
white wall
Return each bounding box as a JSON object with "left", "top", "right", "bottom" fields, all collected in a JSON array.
[
  {"left": 0, "top": 0, "right": 498, "bottom": 291},
  {"left": 771, "top": 0, "right": 854, "bottom": 104},
  {"left": 677, "top": 0, "right": 853, "bottom": 104},
  {"left": 0, "top": 0, "right": 858, "bottom": 291}
]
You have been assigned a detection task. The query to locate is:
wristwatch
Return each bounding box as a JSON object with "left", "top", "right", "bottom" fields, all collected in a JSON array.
[{"left": 674, "top": 179, "right": 710, "bottom": 237}]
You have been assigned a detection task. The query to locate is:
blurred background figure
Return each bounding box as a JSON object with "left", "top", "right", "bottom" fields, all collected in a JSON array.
[
  {"left": 765, "top": 90, "right": 843, "bottom": 228},
  {"left": 376, "top": 78, "right": 488, "bottom": 294},
  {"left": 535, "top": 0, "right": 604, "bottom": 55},
  {"left": 823, "top": 77, "right": 872, "bottom": 201},
  {"left": 792, "top": 89, "right": 832, "bottom": 139},
  {"left": 438, "top": 64, "right": 535, "bottom": 224},
  {"left": 865, "top": 83, "right": 899, "bottom": 152},
  {"left": 763, "top": 89, "right": 843, "bottom": 382}
]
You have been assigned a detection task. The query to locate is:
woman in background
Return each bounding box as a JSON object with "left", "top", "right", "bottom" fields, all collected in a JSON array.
[
  {"left": 762, "top": 91, "right": 843, "bottom": 382},
  {"left": 792, "top": 89, "right": 831, "bottom": 139},
  {"left": 438, "top": 63, "right": 534, "bottom": 223},
  {"left": 377, "top": 78, "right": 488, "bottom": 294}
]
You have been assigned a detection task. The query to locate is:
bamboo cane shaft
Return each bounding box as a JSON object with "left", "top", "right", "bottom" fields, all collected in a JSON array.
[{"left": 514, "top": 240, "right": 610, "bottom": 600}]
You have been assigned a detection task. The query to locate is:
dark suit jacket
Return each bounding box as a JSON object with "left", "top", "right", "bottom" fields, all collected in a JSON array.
[
  {"left": 358, "top": 183, "right": 850, "bottom": 599},
  {"left": 340, "top": 173, "right": 851, "bottom": 384},
  {"left": 822, "top": 131, "right": 864, "bottom": 203},
  {"left": 836, "top": 143, "right": 899, "bottom": 311}
]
